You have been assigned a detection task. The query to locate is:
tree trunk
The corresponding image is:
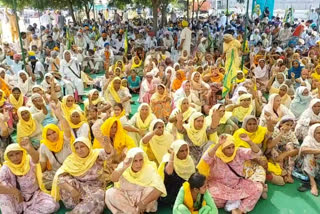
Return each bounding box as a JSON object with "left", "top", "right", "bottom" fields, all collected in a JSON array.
[
  {"left": 191, "top": 0, "right": 195, "bottom": 28},
  {"left": 160, "top": 2, "right": 168, "bottom": 27},
  {"left": 196, "top": 0, "right": 200, "bottom": 22},
  {"left": 84, "top": 4, "right": 90, "bottom": 20},
  {"left": 68, "top": 0, "right": 77, "bottom": 24},
  {"left": 152, "top": 1, "right": 159, "bottom": 33},
  {"left": 186, "top": 0, "right": 189, "bottom": 21}
]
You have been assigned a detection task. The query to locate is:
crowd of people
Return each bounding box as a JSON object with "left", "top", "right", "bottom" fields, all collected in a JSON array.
[{"left": 0, "top": 6, "right": 319, "bottom": 214}]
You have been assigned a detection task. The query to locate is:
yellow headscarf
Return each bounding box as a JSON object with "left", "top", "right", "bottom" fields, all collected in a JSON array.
[
  {"left": 131, "top": 56, "right": 142, "bottom": 69},
  {"left": 68, "top": 109, "right": 86, "bottom": 129},
  {"left": 84, "top": 89, "right": 103, "bottom": 108},
  {"left": 17, "top": 107, "right": 37, "bottom": 143},
  {"left": 4, "top": 144, "right": 48, "bottom": 193},
  {"left": 114, "top": 60, "right": 125, "bottom": 72},
  {"left": 158, "top": 140, "right": 195, "bottom": 180},
  {"left": 197, "top": 135, "right": 238, "bottom": 177},
  {"left": 182, "top": 181, "right": 206, "bottom": 214},
  {"left": 142, "top": 119, "right": 174, "bottom": 164},
  {"left": 94, "top": 117, "right": 135, "bottom": 154},
  {"left": 51, "top": 137, "right": 100, "bottom": 201},
  {"left": 0, "top": 89, "right": 6, "bottom": 106},
  {"left": 233, "top": 115, "right": 267, "bottom": 149},
  {"left": 177, "top": 97, "right": 195, "bottom": 122},
  {"left": 232, "top": 93, "right": 254, "bottom": 122},
  {"left": 183, "top": 112, "right": 207, "bottom": 146},
  {"left": 150, "top": 84, "right": 169, "bottom": 102},
  {"left": 236, "top": 70, "right": 245, "bottom": 83},
  {"left": 61, "top": 95, "right": 82, "bottom": 123},
  {"left": 117, "top": 148, "right": 167, "bottom": 196},
  {"left": 135, "top": 103, "right": 154, "bottom": 130},
  {"left": 9, "top": 87, "right": 24, "bottom": 110},
  {"left": 107, "top": 77, "right": 124, "bottom": 103},
  {"left": 41, "top": 124, "right": 64, "bottom": 153}
]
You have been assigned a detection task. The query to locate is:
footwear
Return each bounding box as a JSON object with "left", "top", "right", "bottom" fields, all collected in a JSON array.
[{"left": 297, "top": 183, "right": 310, "bottom": 192}]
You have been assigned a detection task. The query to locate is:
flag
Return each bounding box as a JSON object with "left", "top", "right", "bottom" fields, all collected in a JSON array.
[
  {"left": 222, "top": 49, "right": 237, "bottom": 98},
  {"left": 124, "top": 29, "right": 128, "bottom": 54}
]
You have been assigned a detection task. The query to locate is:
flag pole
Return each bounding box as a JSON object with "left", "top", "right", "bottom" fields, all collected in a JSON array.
[
  {"left": 241, "top": 0, "right": 250, "bottom": 70},
  {"left": 13, "top": 0, "right": 27, "bottom": 68}
]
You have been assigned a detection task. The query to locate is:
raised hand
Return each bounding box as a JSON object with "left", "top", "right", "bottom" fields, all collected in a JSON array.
[
  {"left": 239, "top": 133, "right": 251, "bottom": 142},
  {"left": 123, "top": 157, "right": 133, "bottom": 169},
  {"left": 175, "top": 111, "right": 183, "bottom": 122},
  {"left": 20, "top": 138, "right": 33, "bottom": 151}
]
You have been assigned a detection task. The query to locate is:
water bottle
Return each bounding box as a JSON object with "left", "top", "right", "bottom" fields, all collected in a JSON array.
[{"left": 292, "top": 170, "right": 309, "bottom": 181}]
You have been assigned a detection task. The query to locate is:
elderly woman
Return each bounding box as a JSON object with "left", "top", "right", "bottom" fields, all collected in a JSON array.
[
  {"left": 254, "top": 59, "right": 270, "bottom": 93},
  {"left": 290, "top": 86, "right": 312, "bottom": 119},
  {"left": 299, "top": 124, "right": 320, "bottom": 196},
  {"left": 176, "top": 111, "right": 219, "bottom": 163},
  {"left": 158, "top": 140, "right": 196, "bottom": 206},
  {"left": 60, "top": 50, "right": 84, "bottom": 102},
  {"left": 173, "top": 80, "right": 202, "bottom": 111},
  {"left": 68, "top": 109, "right": 90, "bottom": 139},
  {"left": 0, "top": 141, "right": 59, "bottom": 213},
  {"left": 197, "top": 135, "right": 263, "bottom": 213},
  {"left": 226, "top": 94, "right": 255, "bottom": 126},
  {"left": 141, "top": 119, "right": 174, "bottom": 165},
  {"left": 105, "top": 148, "right": 167, "bottom": 213},
  {"left": 51, "top": 136, "right": 113, "bottom": 213},
  {"left": 105, "top": 77, "right": 132, "bottom": 116},
  {"left": 139, "top": 73, "right": 156, "bottom": 103},
  {"left": 39, "top": 104, "right": 72, "bottom": 189},
  {"left": 295, "top": 99, "right": 320, "bottom": 141},
  {"left": 17, "top": 107, "right": 46, "bottom": 149}
]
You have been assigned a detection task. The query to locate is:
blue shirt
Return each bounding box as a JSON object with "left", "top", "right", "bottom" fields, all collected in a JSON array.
[{"left": 127, "top": 76, "right": 141, "bottom": 88}]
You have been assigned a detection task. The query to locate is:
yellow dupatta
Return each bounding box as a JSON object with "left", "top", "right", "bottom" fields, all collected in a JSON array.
[
  {"left": 51, "top": 137, "right": 100, "bottom": 201},
  {"left": 131, "top": 56, "right": 142, "bottom": 69},
  {"left": 183, "top": 181, "right": 206, "bottom": 214},
  {"left": 4, "top": 144, "right": 48, "bottom": 193},
  {"left": 0, "top": 90, "right": 6, "bottom": 106},
  {"left": 61, "top": 95, "right": 82, "bottom": 123},
  {"left": 158, "top": 140, "right": 195, "bottom": 180},
  {"left": 142, "top": 119, "right": 174, "bottom": 164},
  {"left": 177, "top": 98, "right": 195, "bottom": 122},
  {"left": 113, "top": 109, "right": 126, "bottom": 119},
  {"left": 41, "top": 124, "right": 64, "bottom": 153},
  {"left": 94, "top": 117, "right": 135, "bottom": 154},
  {"left": 232, "top": 93, "right": 254, "bottom": 122},
  {"left": 135, "top": 103, "right": 154, "bottom": 130},
  {"left": 118, "top": 148, "right": 167, "bottom": 196},
  {"left": 68, "top": 109, "right": 86, "bottom": 129},
  {"left": 107, "top": 77, "right": 124, "bottom": 103},
  {"left": 84, "top": 89, "right": 103, "bottom": 109},
  {"left": 236, "top": 70, "right": 245, "bottom": 84},
  {"left": 183, "top": 112, "right": 207, "bottom": 146},
  {"left": 233, "top": 115, "right": 267, "bottom": 149},
  {"left": 114, "top": 60, "right": 125, "bottom": 73},
  {"left": 17, "top": 107, "right": 37, "bottom": 143},
  {"left": 197, "top": 135, "right": 238, "bottom": 177},
  {"left": 9, "top": 88, "right": 24, "bottom": 110}
]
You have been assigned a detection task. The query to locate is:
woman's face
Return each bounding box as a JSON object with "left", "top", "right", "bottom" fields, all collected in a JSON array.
[
  {"left": 45, "top": 76, "right": 51, "bottom": 84},
  {"left": 131, "top": 153, "right": 144, "bottom": 172},
  {"left": 113, "top": 79, "right": 121, "bottom": 90},
  {"left": 217, "top": 106, "right": 225, "bottom": 117},
  {"left": 259, "top": 60, "right": 265, "bottom": 68},
  {"left": 7, "top": 151, "right": 23, "bottom": 164},
  {"left": 273, "top": 95, "right": 281, "bottom": 109},
  {"left": 146, "top": 75, "right": 153, "bottom": 83},
  {"left": 157, "top": 85, "right": 165, "bottom": 94},
  {"left": 134, "top": 57, "right": 140, "bottom": 64},
  {"left": 277, "top": 74, "right": 284, "bottom": 84},
  {"left": 19, "top": 73, "right": 27, "bottom": 81},
  {"left": 140, "top": 105, "right": 149, "bottom": 118},
  {"left": 13, "top": 89, "right": 21, "bottom": 100},
  {"left": 110, "top": 121, "right": 117, "bottom": 136},
  {"left": 184, "top": 82, "right": 191, "bottom": 91},
  {"left": 246, "top": 118, "right": 258, "bottom": 132},
  {"left": 32, "top": 87, "right": 42, "bottom": 94},
  {"left": 279, "top": 85, "right": 287, "bottom": 96},
  {"left": 181, "top": 99, "right": 189, "bottom": 112},
  {"left": 176, "top": 144, "right": 188, "bottom": 160},
  {"left": 240, "top": 98, "right": 251, "bottom": 108},
  {"left": 91, "top": 91, "right": 99, "bottom": 101},
  {"left": 222, "top": 144, "right": 235, "bottom": 157},
  {"left": 88, "top": 108, "right": 97, "bottom": 119},
  {"left": 113, "top": 106, "right": 122, "bottom": 116},
  {"left": 64, "top": 52, "right": 71, "bottom": 62},
  {"left": 176, "top": 72, "right": 182, "bottom": 79},
  {"left": 115, "top": 69, "right": 121, "bottom": 77},
  {"left": 71, "top": 112, "right": 81, "bottom": 124},
  {"left": 280, "top": 65, "right": 286, "bottom": 72},
  {"left": 198, "top": 180, "right": 207, "bottom": 194},
  {"left": 194, "top": 116, "right": 204, "bottom": 130},
  {"left": 194, "top": 73, "right": 200, "bottom": 82},
  {"left": 237, "top": 72, "right": 244, "bottom": 80},
  {"left": 46, "top": 129, "right": 59, "bottom": 142},
  {"left": 293, "top": 61, "right": 299, "bottom": 68},
  {"left": 302, "top": 89, "right": 309, "bottom": 96},
  {"left": 66, "top": 96, "right": 74, "bottom": 107},
  {"left": 154, "top": 122, "right": 164, "bottom": 136},
  {"left": 74, "top": 142, "right": 90, "bottom": 158},
  {"left": 280, "top": 120, "right": 294, "bottom": 132},
  {"left": 314, "top": 127, "right": 320, "bottom": 142},
  {"left": 312, "top": 102, "right": 320, "bottom": 115},
  {"left": 21, "top": 110, "right": 30, "bottom": 121}
]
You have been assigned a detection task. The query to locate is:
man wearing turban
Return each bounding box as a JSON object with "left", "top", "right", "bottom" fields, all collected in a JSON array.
[{"left": 178, "top": 20, "right": 192, "bottom": 56}]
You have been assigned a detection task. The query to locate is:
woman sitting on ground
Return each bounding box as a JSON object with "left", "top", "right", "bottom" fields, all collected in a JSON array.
[
  {"left": 0, "top": 140, "right": 59, "bottom": 213},
  {"left": 173, "top": 172, "right": 218, "bottom": 214}
]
